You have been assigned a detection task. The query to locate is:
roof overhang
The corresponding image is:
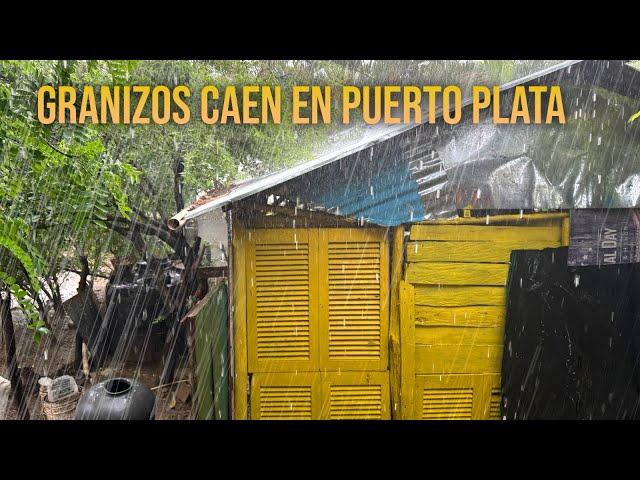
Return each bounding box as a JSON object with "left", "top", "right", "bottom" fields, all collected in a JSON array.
[{"left": 168, "top": 60, "right": 588, "bottom": 230}]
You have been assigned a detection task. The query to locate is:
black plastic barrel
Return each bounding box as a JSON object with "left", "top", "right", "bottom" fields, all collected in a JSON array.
[{"left": 75, "top": 377, "right": 155, "bottom": 420}]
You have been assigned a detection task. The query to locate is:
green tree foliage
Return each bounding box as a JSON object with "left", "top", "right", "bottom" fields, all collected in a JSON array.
[{"left": 0, "top": 60, "right": 139, "bottom": 339}]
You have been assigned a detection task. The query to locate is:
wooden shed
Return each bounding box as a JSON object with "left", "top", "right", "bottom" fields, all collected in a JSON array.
[{"left": 169, "top": 60, "right": 640, "bottom": 419}]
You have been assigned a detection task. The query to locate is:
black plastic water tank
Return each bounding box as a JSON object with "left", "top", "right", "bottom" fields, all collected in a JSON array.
[{"left": 75, "top": 377, "right": 155, "bottom": 420}]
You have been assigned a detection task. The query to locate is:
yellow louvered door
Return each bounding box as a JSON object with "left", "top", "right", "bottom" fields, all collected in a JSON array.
[
  {"left": 489, "top": 379, "right": 502, "bottom": 420},
  {"left": 414, "top": 374, "right": 499, "bottom": 420},
  {"left": 251, "top": 373, "right": 321, "bottom": 420},
  {"left": 245, "top": 227, "right": 390, "bottom": 420},
  {"left": 401, "top": 214, "right": 568, "bottom": 420},
  {"left": 246, "top": 229, "right": 319, "bottom": 373},
  {"left": 321, "top": 371, "right": 390, "bottom": 419},
  {"left": 318, "top": 229, "right": 389, "bottom": 372}
]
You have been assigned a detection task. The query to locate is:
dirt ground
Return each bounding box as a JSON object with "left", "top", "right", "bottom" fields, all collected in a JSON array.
[{"left": 0, "top": 274, "right": 193, "bottom": 420}]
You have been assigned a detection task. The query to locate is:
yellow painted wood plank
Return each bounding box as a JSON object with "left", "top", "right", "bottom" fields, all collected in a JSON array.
[
  {"left": 414, "top": 285, "right": 506, "bottom": 307},
  {"left": 409, "top": 224, "right": 562, "bottom": 242},
  {"left": 389, "top": 226, "right": 404, "bottom": 419},
  {"left": 408, "top": 241, "right": 511, "bottom": 263},
  {"left": 562, "top": 216, "right": 570, "bottom": 246},
  {"left": 415, "top": 212, "right": 568, "bottom": 226},
  {"left": 232, "top": 219, "right": 248, "bottom": 420},
  {"left": 399, "top": 280, "right": 415, "bottom": 419},
  {"left": 249, "top": 228, "right": 311, "bottom": 245},
  {"left": 406, "top": 240, "right": 561, "bottom": 263},
  {"left": 415, "top": 305, "right": 505, "bottom": 327},
  {"left": 415, "top": 344, "right": 503, "bottom": 374},
  {"left": 406, "top": 262, "right": 509, "bottom": 286},
  {"left": 415, "top": 326, "right": 504, "bottom": 346}
]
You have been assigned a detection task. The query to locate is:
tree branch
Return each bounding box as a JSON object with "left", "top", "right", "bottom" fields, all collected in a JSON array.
[
  {"left": 173, "top": 151, "right": 185, "bottom": 212},
  {"left": 62, "top": 268, "right": 110, "bottom": 279},
  {"left": 45, "top": 140, "right": 77, "bottom": 158}
]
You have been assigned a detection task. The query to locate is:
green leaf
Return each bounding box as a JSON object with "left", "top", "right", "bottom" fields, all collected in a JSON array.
[{"left": 0, "top": 217, "right": 40, "bottom": 291}]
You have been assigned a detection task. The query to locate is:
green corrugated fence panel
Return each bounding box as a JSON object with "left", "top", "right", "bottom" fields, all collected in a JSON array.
[{"left": 194, "top": 282, "right": 229, "bottom": 420}]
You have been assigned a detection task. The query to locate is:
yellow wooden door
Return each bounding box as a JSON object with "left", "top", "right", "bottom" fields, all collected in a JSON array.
[
  {"left": 246, "top": 229, "right": 320, "bottom": 373},
  {"left": 321, "top": 371, "right": 390, "bottom": 420},
  {"left": 250, "top": 371, "right": 391, "bottom": 420},
  {"left": 414, "top": 374, "right": 499, "bottom": 420},
  {"left": 251, "top": 372, "right": 321, "bottom": 420},
  {"left": 318, "top": 229, "right": 389, "bottom": 372},
  {"left": 245, "top": 227, "right": 390, "bottom": 419},
  {"left": 400, "top": 213, "right": 569, "bottom": 420}
]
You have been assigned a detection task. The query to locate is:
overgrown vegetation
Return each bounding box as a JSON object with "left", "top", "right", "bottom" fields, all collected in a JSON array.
[{"left": 0, "top": 61, "right": 140, "bottom": 338}]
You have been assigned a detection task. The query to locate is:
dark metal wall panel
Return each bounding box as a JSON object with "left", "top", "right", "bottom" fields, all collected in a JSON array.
[{"left": 502, "top": 247, "right": 640, "bottom": 419}]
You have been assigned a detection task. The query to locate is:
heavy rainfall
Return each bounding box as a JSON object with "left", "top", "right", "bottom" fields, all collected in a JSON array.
[{"left": 2, "top": 60, "right": 640, "bottom": 421}]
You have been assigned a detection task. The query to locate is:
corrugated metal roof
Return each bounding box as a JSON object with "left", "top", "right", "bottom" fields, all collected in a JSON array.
[{"left": 177, "top": 60, "right": 583, "bottom": 223}]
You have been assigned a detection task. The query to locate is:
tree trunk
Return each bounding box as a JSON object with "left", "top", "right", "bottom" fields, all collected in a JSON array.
[
  {"left": 34, "top": 295, "right": 54, "bottom": 333},
  {"left": 78, "top": 255, "right": 90, "bottom": 293},
  {"left": 158, "top": 236, "right": 202, "bottom": 386},
  {"left": 0, "top": 294, "right": 30, "bottom": 420}
]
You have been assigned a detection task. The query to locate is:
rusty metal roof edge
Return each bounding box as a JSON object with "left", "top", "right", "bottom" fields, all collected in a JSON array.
[{"left": 181, "top": 60, "right": 583, "bottom": 223}]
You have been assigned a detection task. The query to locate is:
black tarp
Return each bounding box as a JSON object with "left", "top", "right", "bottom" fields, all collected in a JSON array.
[{"left": 502, "top": 247, "right": 640, "bottom": 419}]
